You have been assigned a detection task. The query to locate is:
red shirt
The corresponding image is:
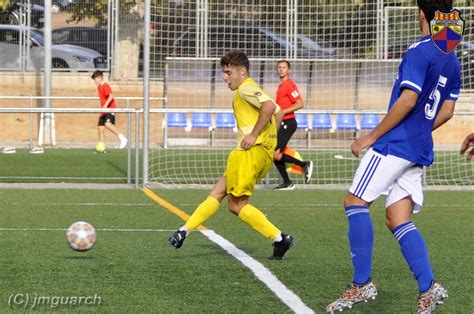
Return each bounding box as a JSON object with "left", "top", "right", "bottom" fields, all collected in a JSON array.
[
  {"left": 98, "top": 82, "right": 116, "bottom": 117},
  {"left": 276, "top": 79, "right": 302, "bottom": 120}
]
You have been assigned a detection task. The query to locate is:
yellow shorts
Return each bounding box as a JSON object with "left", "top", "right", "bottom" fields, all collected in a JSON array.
[{"left": 225, "top": 146, "right": 272, "bottom": 197}]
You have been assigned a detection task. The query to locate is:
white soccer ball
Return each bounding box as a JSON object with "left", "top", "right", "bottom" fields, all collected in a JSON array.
[{"left": 66, "top": 221, "right": 97, "bottom": 252}]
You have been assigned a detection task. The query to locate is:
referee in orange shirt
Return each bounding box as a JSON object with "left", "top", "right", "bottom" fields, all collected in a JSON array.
[{"left": 273, "top": 60, "right": 313, "bottom": 190}]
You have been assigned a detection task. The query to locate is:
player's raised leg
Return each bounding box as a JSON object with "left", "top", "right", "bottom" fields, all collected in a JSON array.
[
  {"left": 104, "top": 120, "right": 128, "bottom": 149},
  {"left": 227, "top": 147, "right": 294, "bottom": 259},
  {"left": 169, "top": 176, "right": 226, "bottom": 249},
  {"left": 228, "top": 193, "right": 294, "bottom": 260}
]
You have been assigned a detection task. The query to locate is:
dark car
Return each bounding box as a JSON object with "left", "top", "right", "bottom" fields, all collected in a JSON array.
[
  {"left": 52, "top": 26, "right": 108, "bottom": 57},
  {"left": 457, "top": 41, "right": 474, "bottom": 89},
  {"left": 0, "top": 2, "right": 44, "bottom": 29},
  {"left": 386, "top": 36, "right": 418, "bottom": 59},
  {"left": 388, "top": 37, "right": 474, "bottom": 89},
  {"left": 173, "top": 26, "right": 333, "bottom": 59}
]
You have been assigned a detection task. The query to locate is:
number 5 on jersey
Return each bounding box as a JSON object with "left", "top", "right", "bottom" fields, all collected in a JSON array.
[{"left": 425, "top": 75, "right": 447, "bottom": 120}]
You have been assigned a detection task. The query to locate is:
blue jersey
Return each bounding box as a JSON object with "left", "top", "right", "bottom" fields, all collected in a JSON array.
[{"left": 373, "top": 35, "right": 461, "bottom": 166}]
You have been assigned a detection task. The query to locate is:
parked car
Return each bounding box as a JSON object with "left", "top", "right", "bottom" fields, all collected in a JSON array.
[
  {"left": 388, "top": 36, "right": 474, "bottom": 89},
  {"left": 53, "top": 26, "right": 108, "bottom": 57},
  {"left": 386, "top": 36, "right": 418, "bottom": 59},
  {"left": 295, "top": 34, "right": 337, "bottom": 58},
  {"left": 173, "top": 26, "right": 334, "bottom": 59},
  {"left": 457, "top": 41, "right": 474, "bottom": 89},
  {"left": 0, "top": 2, "right": 44, "bottom": 29},
  {"left": 0, "top": 25, "right": 107, "bottom": 70}
]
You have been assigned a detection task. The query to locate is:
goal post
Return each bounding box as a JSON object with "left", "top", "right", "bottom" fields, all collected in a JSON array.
[{"left": 144, "top": 1, "right": 474, "bottom": 189}]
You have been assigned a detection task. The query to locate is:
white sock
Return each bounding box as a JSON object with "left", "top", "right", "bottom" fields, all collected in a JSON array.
[
  {"left": 179, "top": 226, "right": 189, "bottom": 236},
  {"left": 273, "top": 232, "right": 283, "bottom": 243},
  {"left": 118, "top": 133, "right": 126, "bottom": 141}
]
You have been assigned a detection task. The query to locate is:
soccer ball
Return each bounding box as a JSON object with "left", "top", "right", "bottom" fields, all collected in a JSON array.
[
  {"left": 66, "top": 221, "right": 97, "bottom": 252},
  {"left": 95, "top": 142, "right": 106, "bottom": 153}
]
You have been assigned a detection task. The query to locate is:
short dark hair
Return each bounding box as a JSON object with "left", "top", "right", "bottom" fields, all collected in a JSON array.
[
  {"left": 220, "top": 50, "right": 250, "bottom": 71},
  {"left": 277, "top": 60, "right": 291, "bottom": 68},
  {"left": 91, "top": 70, "right": 103, "bottom": 79},
  {"left": 417, "top": 0, "right": 453, "bottom": 22}
]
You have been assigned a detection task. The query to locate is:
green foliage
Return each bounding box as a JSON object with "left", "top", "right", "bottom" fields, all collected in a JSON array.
[
  {"left": 0, "top": 0, "right": 10, "bottom": 10},
  {"left": 66, "top": 0, "right": 137, "bottom": 27}
]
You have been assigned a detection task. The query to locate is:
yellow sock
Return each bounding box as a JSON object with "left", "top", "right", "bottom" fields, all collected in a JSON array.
[
  {"left": 184, "top": 196, "right": 220, "bottom": 231},
  {"left": 238, "top": 204, "right": 280, "bottom": 240}
]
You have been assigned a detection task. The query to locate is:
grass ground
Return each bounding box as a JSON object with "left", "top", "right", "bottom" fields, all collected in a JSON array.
[
  {"left": 0, "top": 188, "right": 472, "bottom": 312},
  {"left": 0, "top": 148, "right": 471, "bottom": 186}
]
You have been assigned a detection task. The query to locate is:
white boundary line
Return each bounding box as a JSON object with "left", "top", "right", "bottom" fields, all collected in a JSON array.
[
  {"left": 201, "top": 230, "right": 314, "bottom": 314},
  {"left": 180, "top": 203, "right": 474, "bottom": 209},
  {"left": 0, "top": 228, "right": 175, "bottom": 232},
  {"left": 142, "top": 188, "right": 314, "bottom": 313},
  {"left": 9, "top": 203, "right": 154, "bottom": 207}
]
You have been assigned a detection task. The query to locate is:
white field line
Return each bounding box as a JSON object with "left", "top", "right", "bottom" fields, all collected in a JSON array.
[
  {"left": 0, "top": 228, "right": 175, "bottom": 232},
  {"left": 201, "top": 230, "right": 314, "bottom": 314},
  {"left": 180, "top": 203, "right": 474, "bottom": 209},
  {"left": 8, "top": 203, "right": 154, "bottom": 207},
  {"left": 0, "top": 176, "right": 125, "bottom": 180},
  {"left": 142, "top": 188, "right": 314, "bottom": 313}
]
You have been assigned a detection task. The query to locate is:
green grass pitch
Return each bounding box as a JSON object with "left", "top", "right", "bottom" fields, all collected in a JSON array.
[
  {"left": 0, "top": 148, "right": 472, "bottom": 185},
  {"left": 0, "top": 188, "right": 472, "bottom": 312}
]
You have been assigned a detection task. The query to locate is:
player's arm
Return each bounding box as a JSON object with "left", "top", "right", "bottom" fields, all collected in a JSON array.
[
  {"left": 275, "top": 106, "right": 284, "bottom": 128},
  {"left": 432, "top": 100, "right": 455, "bottom": 131},
  {"left": 283, "top": 85, "right": 304, "bottom": 114},
  {"left": 102, "top": 84, "right": 114, "bottom": 108},
  {"left": 460, "top": 133, "right": 474, "bottom": 161},
  {"left": 103, "top": 93, "right": 114, "bottom": 108},
  {"left": 283, "top": 100, "right": 304, "bottom": 115},
  {"left": 240, "top": 100, "right": 277, "bottom": 150},
  {"left": 351, "top": 89, "right": 418, "bottom": 157}
]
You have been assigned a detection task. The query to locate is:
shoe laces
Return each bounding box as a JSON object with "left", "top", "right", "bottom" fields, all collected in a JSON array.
[
  {"left": 417, "top": 293, "right": 433, "bottom": 311},
  {"left": 340, "top": 284, "right": 362, "bottom": 300}
]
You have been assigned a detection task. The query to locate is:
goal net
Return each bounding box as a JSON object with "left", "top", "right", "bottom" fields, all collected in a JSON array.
[{"left": 147, "top": 1, "right": 473, "bottom": 188}]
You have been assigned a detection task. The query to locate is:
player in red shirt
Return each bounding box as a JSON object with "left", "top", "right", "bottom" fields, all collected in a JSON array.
[
  {"left": 273, "top": 60, "right": 313, "bottom": 190},
  {"left": 91, "top": 70, "right": 127, "bottom": 151}
]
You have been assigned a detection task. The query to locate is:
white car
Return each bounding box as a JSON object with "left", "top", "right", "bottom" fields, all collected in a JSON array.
[{"left": 0, "top": 25, "right": 106, "bottom": 70}]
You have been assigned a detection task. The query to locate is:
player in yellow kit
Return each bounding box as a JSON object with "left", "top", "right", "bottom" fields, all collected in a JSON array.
[{"left": 169, "top": 50, "right": 295, "bottom": 259}]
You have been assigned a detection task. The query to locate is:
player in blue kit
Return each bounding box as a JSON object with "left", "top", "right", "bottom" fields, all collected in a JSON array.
[{"left": 326, "top": 1, "right": 460, "bottom": 313}]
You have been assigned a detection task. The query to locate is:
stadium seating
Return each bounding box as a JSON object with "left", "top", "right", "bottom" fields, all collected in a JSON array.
[
  {"left": 295, "top": 113, "right": 311, "bottom": 148},
  {"left": 295, "top": 113, "right": 309, "bottom": 129},
  {"left": 166, "top": 112, "right": 187, "bottom": 128},
  {"left": 191, "top": 113, "right": 213, "bottom": 129},
  {"left": 215, "top": 113, "right": 236, "bottom": 129},
  {"left": 336, "top": 113, "right": 357, "bottom": 130},
  {"left": 360, "top": 114, "right": 380, "bottom": 130},
  {"left": 312, "top": 113, "right": 332, "bottom": 130}
]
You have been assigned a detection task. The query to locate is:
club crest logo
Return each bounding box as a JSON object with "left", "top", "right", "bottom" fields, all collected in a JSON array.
[{"left": 430, "top": 9, "right": 464, "bottom": 54}]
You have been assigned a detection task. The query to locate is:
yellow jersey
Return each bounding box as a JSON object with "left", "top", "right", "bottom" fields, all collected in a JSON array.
[{"left": 233, "top": 77, "right": 280, "bottom": 156}]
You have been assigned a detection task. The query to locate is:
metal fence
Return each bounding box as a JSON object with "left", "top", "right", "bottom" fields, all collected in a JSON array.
[{"left": 2, "top": 1, "right": 472, "bottom": 79}]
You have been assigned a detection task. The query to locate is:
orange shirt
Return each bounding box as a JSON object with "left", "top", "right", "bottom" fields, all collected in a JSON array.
[
  {"left": 275, "top": 78, "right": 302, "bottom": 120},
  {"left": 98, "top": 82, "right": 116, "bottom": 117}
]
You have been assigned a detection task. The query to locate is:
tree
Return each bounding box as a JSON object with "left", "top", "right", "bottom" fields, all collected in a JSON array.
[
  {"left": 0, "top": 0, "right": 10, "bottom": 10},
  {"left": 67, "top": 0, "right": 143, "bottom": 78}
]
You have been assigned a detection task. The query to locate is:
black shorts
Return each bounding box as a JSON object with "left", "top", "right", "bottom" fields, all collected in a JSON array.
[
  {"left": 98, "top": 113, "right": 115, "bottom": 126},
  {"left": 275, "top": 118, "right": 297, "bottom": 151}
]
